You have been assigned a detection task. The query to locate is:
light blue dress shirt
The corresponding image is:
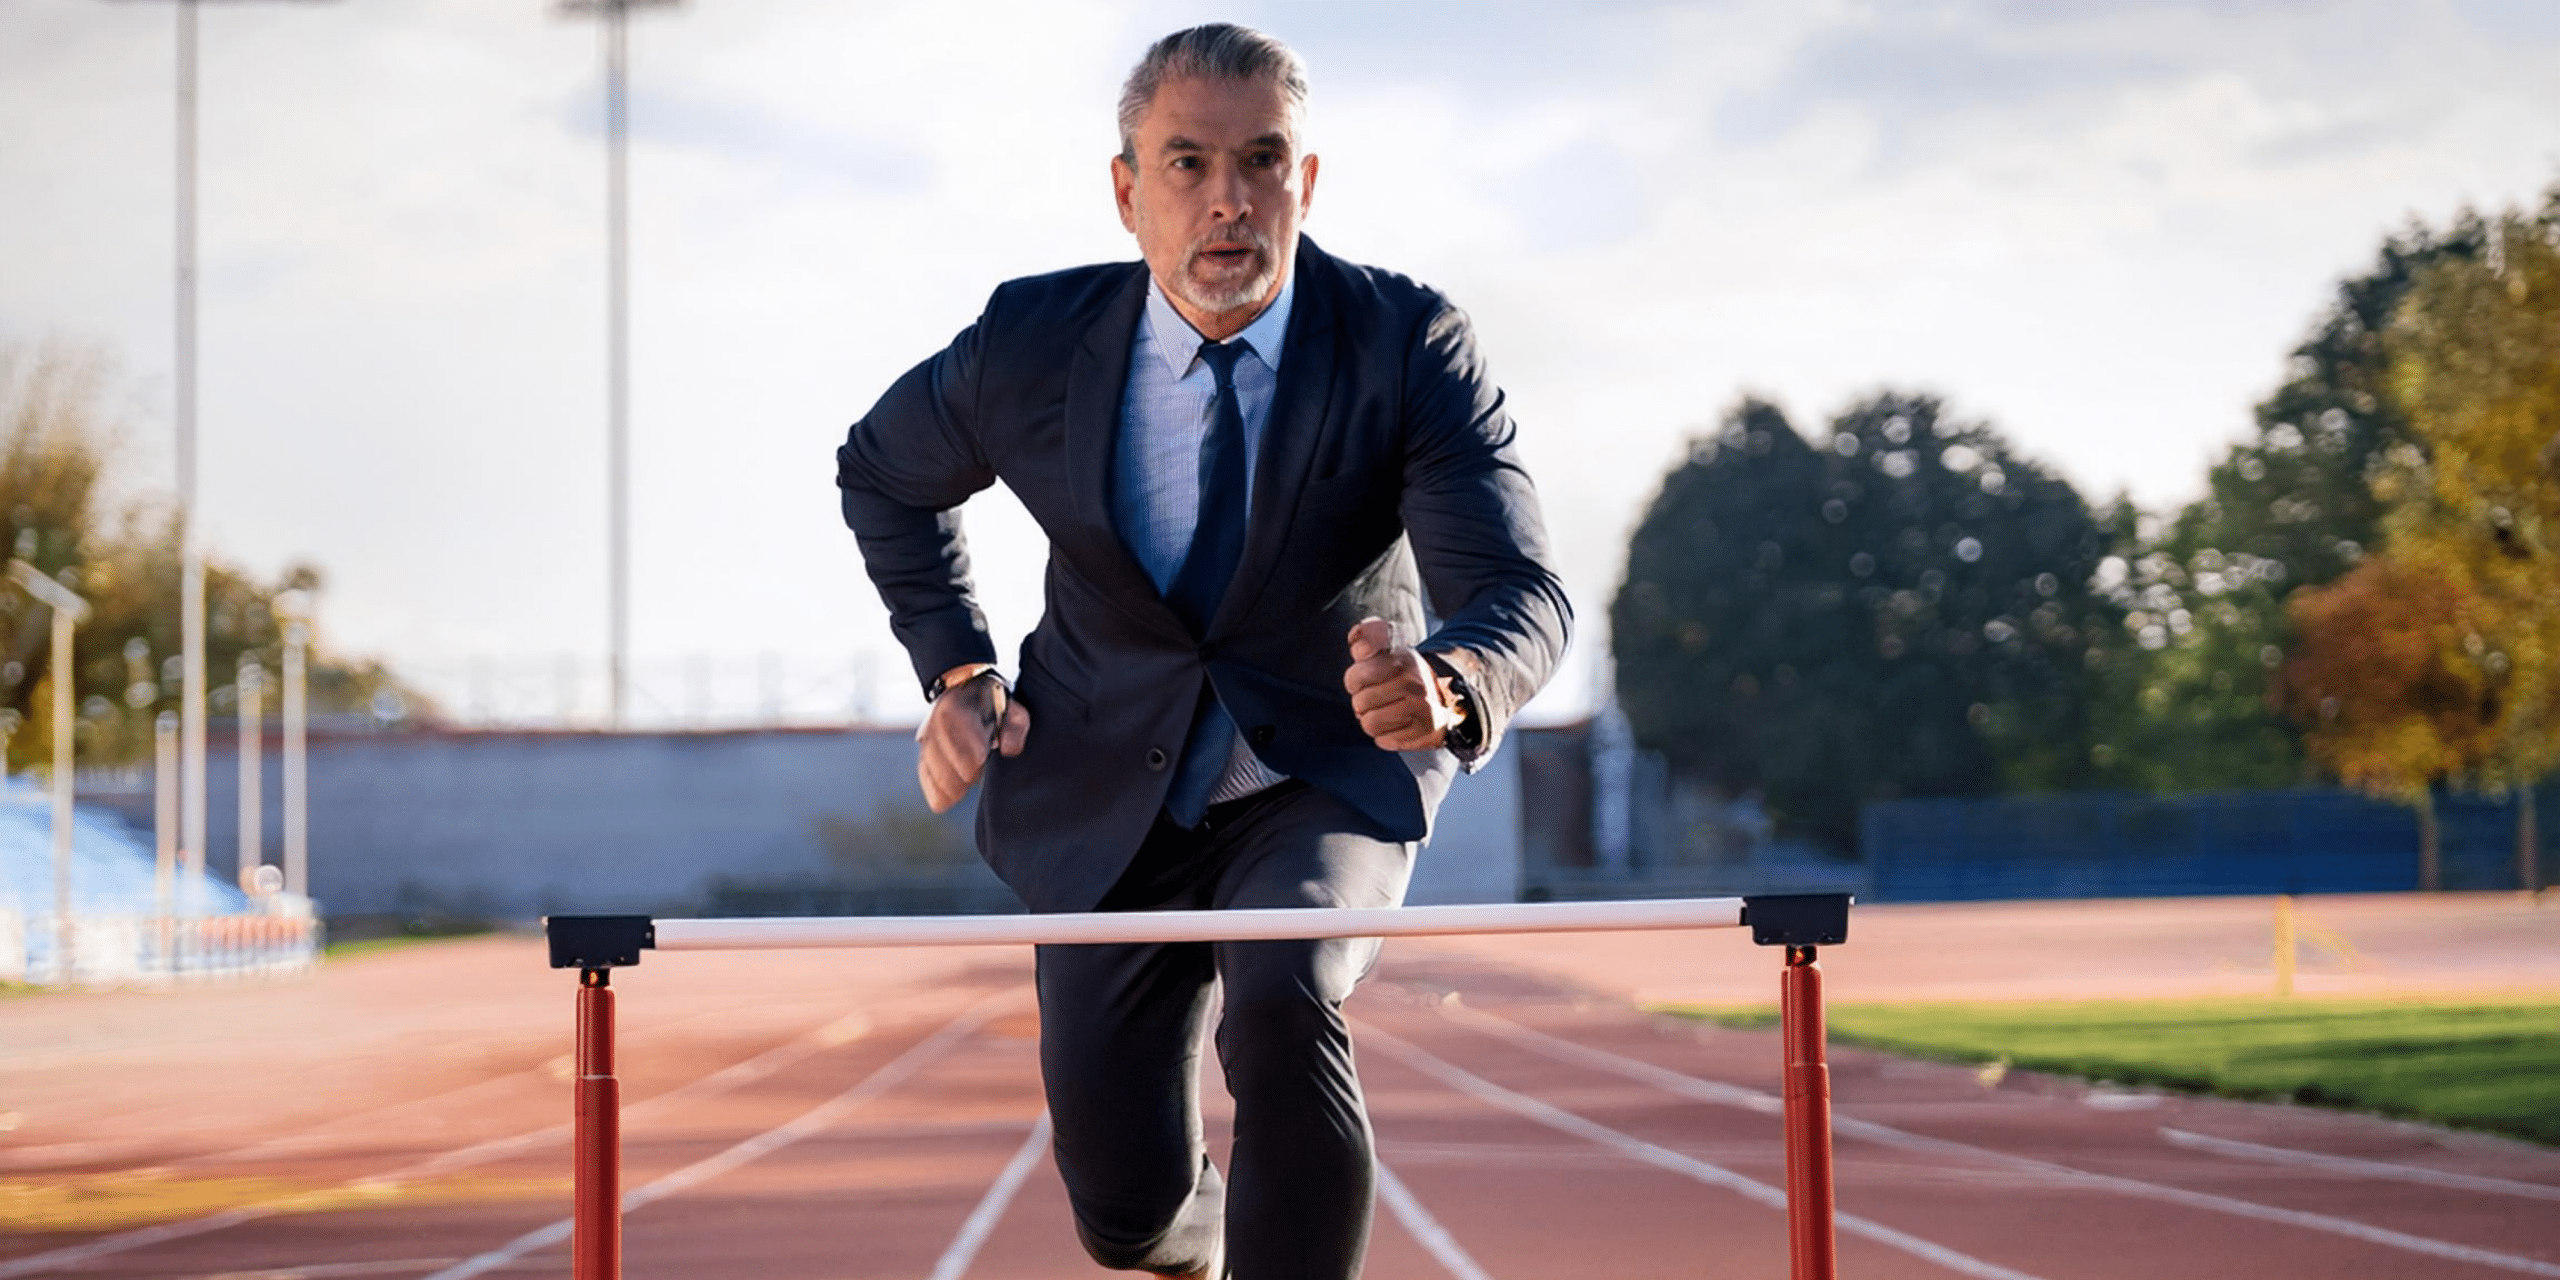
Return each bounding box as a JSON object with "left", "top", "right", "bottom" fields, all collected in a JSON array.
[{"left": 1114, "top": 273, "right": 1297, "bottom": 805}]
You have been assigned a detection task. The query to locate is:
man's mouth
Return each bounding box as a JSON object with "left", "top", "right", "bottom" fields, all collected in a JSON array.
[{"left": 1197, "top": 244, "right": 1257, "bottom": 270}]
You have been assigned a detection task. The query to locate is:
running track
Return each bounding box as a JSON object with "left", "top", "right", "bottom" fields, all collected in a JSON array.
[{"left": 3, "top": 913, "right": 2556, "bottom": 1278}]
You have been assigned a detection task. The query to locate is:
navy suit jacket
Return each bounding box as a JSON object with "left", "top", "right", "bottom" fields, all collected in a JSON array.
[{"left": 836, "top": 237, "right": 1571, "bottom": 912}]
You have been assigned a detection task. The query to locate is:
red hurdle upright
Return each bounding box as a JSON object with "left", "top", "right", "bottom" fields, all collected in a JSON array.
[
  {"left": 544, "top": 893, "right": 1850, "bottom": 1280},
  {"left": 550, "top": 915, "right": 652, "bottom": 1280},
  {"left": 1782, "top": 945, "right": 1839, "bottom": 1280},
  {"left": 574, "top": 968, "right": 620, "bottom": 1280}
]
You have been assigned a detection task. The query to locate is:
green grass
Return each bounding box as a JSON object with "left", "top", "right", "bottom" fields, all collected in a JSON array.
[
  {"left": 322, "top": 929, "right": 491, "bottom": 960},
  {"left": 1663, "top": 996, "right": 2560, "bottom": 1146}
]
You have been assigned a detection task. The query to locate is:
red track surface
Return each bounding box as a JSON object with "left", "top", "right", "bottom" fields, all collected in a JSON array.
[{"left": 4, "top": 895, "right": 2557, "bottom": 1279}]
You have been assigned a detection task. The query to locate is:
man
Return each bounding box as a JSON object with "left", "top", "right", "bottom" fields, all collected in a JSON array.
[{"left": 835, "top": 24, "right": 1569, "bottom": 1280}]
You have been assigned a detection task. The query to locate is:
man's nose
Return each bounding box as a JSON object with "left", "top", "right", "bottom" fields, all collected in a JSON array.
[{"left": 1204, "top": 161, "right": 1254, "bottom": 222}]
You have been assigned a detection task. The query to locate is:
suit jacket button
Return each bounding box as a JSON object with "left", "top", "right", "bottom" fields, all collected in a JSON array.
[
  {"left": 1248, "top": 724, "right": 1275, "bottom": 749},
  {"left": 1145, "top": 747, "right": 1168, "bottom": 770}
]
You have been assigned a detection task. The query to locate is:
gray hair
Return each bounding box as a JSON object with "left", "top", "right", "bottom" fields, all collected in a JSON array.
[{"left": 1116, "top": 24, "right": 1309, "bottom": 162}]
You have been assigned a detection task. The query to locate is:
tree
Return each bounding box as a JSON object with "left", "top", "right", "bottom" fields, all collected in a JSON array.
[
  {"left": 2106, "top": 204, "right": 2497, "bottom": 791},
  {"left": 2276, "top": 556, "right": 2497, "bottom": 887},
  {"left": 1613, "top": 392, "right": 2117, "bottom": 853},
  {"left": 0, "top": 338, "right": 420, "bottom": 773},
  {"left": 2374, "top": 189, "right": 2560, "bottom": 889}
]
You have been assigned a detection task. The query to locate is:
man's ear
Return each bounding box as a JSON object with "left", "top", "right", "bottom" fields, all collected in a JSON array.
[
  {"left": 1298, "top": 152, "right": 1319, "bottom": 217},
  {"left": 1111, "top": 154, "right": 1139, "bottom": 234}
]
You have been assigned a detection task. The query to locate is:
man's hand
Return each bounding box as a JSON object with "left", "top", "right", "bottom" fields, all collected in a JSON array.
[
  {"left": 1344, "top": 618, "right": 1464, "bottom": 751},
  {"left": 915, "top": 663, "right": 1031, "bottom": 813}
]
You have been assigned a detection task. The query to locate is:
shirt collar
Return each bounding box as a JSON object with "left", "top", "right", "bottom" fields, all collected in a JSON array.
[{"left": 1142, "top": 269, "right": 1296, "bottom": 381}]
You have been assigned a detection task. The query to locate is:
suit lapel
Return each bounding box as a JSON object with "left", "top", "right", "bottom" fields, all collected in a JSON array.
[
  {"left": 1208, "top": 240, "right": 1339, "bottom": 639},
  {"left": 1063, "top": 265, "right": 1183, "bottom": 625}
]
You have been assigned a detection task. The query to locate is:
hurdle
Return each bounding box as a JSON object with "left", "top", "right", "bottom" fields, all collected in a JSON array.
[{"left": 543, "top": 892, "right": 1852, "bottom": 1280}]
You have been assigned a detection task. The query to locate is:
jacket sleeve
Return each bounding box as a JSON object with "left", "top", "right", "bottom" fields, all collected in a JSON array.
[
  {"left": 1399, "top": 299, "right": 1574, "bottom": 768},
  {"left": 835, "top": 298, "right": 1004, "bottom": 693}
]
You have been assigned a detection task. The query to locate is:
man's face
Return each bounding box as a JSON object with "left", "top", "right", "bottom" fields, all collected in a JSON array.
[{"left": 1112, "top": 73, "right": 1318, "bottom": 338}]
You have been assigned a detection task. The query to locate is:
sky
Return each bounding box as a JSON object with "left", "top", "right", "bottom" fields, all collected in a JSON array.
[{"left": 3, "top": 0, "right": 2556, "bottom": 726}]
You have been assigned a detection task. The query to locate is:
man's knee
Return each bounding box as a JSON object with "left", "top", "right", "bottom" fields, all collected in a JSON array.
[
  {"left": 1063, "top": 1155, "right": 1222, "bottom": 1271},
  {"left": 1072, "top": 1201, "right": 1181, "bottom": 1271},
  {"left": 1223, "top": 936, "right": 1373, "bottom": 1016},
  {"left": 1214, "top": 937, "right": 1373, "bottom": 1078}
]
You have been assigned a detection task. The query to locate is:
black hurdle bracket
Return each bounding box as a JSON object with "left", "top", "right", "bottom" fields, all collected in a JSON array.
[
  {"left": 1739, "top": 894, "right": 1852, "bottom": 947},
  {"left": 545, "top": 915, "right": 657, "bottom": 970}
]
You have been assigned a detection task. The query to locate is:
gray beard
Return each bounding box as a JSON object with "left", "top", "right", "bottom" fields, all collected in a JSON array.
[{"left": 1173, "top": 250, "right": 1277, "bottom": 316}]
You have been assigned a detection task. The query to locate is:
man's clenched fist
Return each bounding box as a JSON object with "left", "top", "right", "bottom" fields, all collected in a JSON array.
[
  {"left": 1343, "top": 618, "right": 1464, "bottom": 751},
  {"left": 916, "top": 663, "right": 1031, "bottom": 813}
]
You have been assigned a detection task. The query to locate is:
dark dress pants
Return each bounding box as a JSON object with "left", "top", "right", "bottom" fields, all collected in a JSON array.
[{"left": 1036, "top": 781, "right": 1414, "bottom": 1280}]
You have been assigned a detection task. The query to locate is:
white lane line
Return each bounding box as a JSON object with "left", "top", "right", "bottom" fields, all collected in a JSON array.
[
  {"left": 187, "top": 1258, "right": 458, "bottom": 1279},
  {"left": 0, "top": 1210, "right": 270, "bottom": 1280},
  {"left": 1358, "top": 1022, "right": 2052, "bottom": 1280},
  {"left": 925, "top": 1112, "right": 1053, "bottom": 1280},
  {"left": 2160, "top": 1128, "right": 2560, "bottom": 1202},
  {"left": 1375, "top": 1159, "right": 1497, "bottom": 1280},
  {"left": 421, "top": 993, "right": 1010, "bottom": 1280},
  {"left": 1448, "top": 1005, "right": 2560, "bottom": 1279},
  {"left": 358, "top": 1011, "right": 874, "bottom": 1188},
  {"left": 0, "top": 1006, "right": 877, "bottom": 1279}
]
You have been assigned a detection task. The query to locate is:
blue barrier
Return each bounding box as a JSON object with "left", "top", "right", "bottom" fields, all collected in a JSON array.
[{"left": 1862, "top": 787, "right": 2555, "bottom": 902}]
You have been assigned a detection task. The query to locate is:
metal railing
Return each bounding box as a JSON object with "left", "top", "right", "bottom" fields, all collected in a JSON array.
[{"left": 0, "top": 902, "right": 320, "bottom": 986}]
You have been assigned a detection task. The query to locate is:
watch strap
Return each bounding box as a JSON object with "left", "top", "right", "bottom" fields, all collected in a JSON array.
[
  {"left": 925, "top": 667, "right": 1009, "bottom": 704},
  {"left": 1420, "top": 651, "right": 1485, "bottom": 753}
]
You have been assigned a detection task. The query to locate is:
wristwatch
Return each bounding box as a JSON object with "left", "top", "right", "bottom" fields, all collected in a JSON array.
[
  {"left": 1421, "top": 652, "right": 1484, "bottom": 753},
  {"left": 925, "top": 667, "right": 1010, "bottom": 703}
]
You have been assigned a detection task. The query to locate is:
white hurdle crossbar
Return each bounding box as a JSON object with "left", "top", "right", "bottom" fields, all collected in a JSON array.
[
  {"left": 648, "top": 897, "right": 1747, "bottom": 952},
  {"left": 541, "top": 894, "right": 1851, "bottom": 1280}
]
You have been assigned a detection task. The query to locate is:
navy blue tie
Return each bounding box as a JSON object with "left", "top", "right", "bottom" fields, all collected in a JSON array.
[
  {"left": 1164, "top": 338, "right": 1252, "bottom": 826},
  {"left": 1167, "top": 339, "right": 1251, "bottom": 632}
]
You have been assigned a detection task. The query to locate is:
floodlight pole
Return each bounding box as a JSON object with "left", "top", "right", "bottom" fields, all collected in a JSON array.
[
  {"left": 123, "top": 0, "right": 343, "bottom": 942},
  {"left": 282, "top": 618, "right": 308, "bottom": 897},
  {"left": 559, "top": 0, "right": 674, "bottom": 728},
  {"left": 176, "top": 0, "right": 209, "bottom": 944},
  {"left": 606, "top": 1, "right": 629, "bottom": 729},
  {"left": 9, "top": 560, "right": 91, "bottom": 985},
  {"left": 155, "top": 712, "right": 178, "bottom": 968},
  {"left": 236, "top": 658, "right": 264, "bottom": 893}
]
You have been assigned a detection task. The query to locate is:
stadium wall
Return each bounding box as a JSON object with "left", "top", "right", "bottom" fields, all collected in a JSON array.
[
  {"left": 109, "top": 727, "right": 1523, "bottom": 922},
  {"left": 1863, "top": 787, "right": 2558, "bottom": 902}
]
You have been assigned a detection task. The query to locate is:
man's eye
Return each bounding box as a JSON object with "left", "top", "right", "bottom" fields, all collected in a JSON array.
[
  {"left": 1247, "top": 151, "right": 1281, "bottom": 168},
  {"left": 1170, "top": 156, "right": 1200, "bottom": 171}
]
